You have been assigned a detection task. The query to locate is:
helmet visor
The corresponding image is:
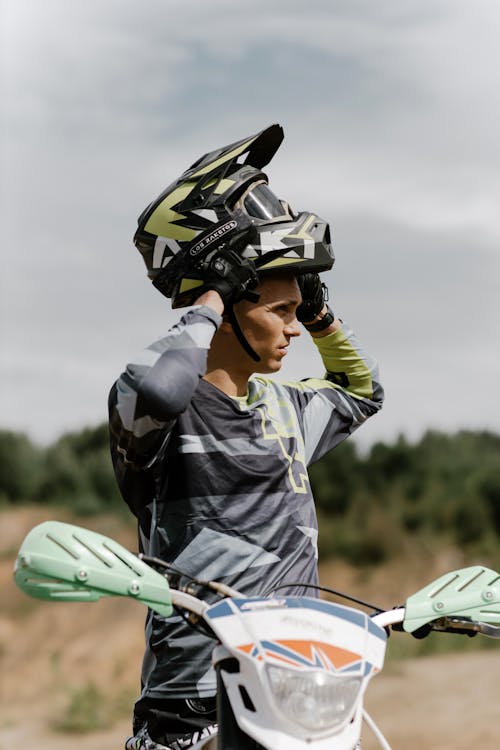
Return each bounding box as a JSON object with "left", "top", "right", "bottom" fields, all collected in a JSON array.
[{"left": 240, "top": 182, "right": 292, "bottom": 222}]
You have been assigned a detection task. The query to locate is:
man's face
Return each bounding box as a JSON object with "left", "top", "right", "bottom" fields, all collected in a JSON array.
[{"left": 233, "top": 274, "right": 302, "bottom": 374}]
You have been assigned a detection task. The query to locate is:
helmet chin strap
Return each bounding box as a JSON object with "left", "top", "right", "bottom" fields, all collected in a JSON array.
[{"left": 227, "top": 303, "right": 261, "bottom": 363}]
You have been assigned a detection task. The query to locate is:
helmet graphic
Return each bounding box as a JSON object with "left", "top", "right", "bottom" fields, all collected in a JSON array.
[{"left": 134, "top": 124, "right": 334, "bottom": 308}]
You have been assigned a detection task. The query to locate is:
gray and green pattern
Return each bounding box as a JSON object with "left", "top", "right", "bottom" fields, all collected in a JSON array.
[{"left": 108, "top": 306, "right": 383, "bottom": 699}]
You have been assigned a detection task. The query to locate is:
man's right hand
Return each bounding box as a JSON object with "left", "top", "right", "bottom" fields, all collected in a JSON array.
[{"left": 202, "top": 249, "right": 260, "bottom": 308}]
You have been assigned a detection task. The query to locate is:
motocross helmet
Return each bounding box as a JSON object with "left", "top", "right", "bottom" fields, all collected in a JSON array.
[{"left": 133, "top": 124, "right": 334, "bottom": 308}]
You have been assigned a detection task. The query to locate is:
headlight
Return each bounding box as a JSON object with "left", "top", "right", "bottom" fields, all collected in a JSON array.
[{"left": 266, "top": 665, "right": 362, "bottom": 733}]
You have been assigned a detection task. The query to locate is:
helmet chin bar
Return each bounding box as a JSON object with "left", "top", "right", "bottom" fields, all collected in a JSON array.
[{"left": 227, "top": 303, "right": 261, "bottom": 363}]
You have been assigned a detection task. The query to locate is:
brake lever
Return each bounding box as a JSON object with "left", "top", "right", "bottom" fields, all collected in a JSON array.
[{"left": 432, "top": 616, "right": 500, "bottom": 639}]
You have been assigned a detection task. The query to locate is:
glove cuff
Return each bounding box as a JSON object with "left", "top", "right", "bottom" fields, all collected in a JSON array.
[{"left": 302, "top": 304, "right": 335, "bottom": 332}]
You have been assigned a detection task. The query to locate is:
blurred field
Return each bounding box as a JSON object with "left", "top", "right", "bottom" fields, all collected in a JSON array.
[{"left": 1, "top": 507, "right": 499, "bottom": 750}]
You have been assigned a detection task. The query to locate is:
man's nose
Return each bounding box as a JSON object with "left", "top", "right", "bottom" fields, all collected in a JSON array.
[{"left": 285, "top": 317, "right": 301, "bottom": 338}]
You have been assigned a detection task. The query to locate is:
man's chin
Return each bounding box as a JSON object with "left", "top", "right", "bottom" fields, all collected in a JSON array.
[{"left": 257, "top": 358, "right": 283, "bottom": 374}]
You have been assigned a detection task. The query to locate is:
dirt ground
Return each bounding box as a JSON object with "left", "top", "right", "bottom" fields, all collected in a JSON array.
[
  {"left": 1, "top": 508, "right": 498, "bottom": 750},
  {"left": 1, "top": 651, "right": 498, "bottom": 750}
]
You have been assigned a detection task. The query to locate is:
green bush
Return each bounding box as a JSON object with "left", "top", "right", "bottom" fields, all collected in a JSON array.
[
  {"left": 0, "top": 423, "right": 122, "bottom": 515},
  {"left": 0, "top": 430, "right": 44, "bottom": 502},
  {"left": 52, "top": 682, "right": 108, "bottom": 734},
  {"left": 313, "top": 429, "right": 500, "bottom": 566},
  {"left": 1, "top": 424, "right": 499, "bottom": 565}
]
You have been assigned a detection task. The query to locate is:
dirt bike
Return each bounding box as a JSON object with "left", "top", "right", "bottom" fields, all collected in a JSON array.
[{"left": 14, "top": 521, "right": 500, "bottom": 750}]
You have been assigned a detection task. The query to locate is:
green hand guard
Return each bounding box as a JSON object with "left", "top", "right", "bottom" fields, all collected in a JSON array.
[
  {"left": 404, "top": 566, "right": 500, "bottom": 633},
  {"left": 14, "top": 521, "right": 173, "bottom": 617}
]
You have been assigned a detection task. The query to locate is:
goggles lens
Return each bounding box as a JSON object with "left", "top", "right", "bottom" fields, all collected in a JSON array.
[{"left": 243, "top": 183, "right": 291, "bottom": 221}]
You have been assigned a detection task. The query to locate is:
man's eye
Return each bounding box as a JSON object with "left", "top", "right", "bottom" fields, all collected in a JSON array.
[{"left": 270, "top": 303, "right": 297, "bottom": 316}]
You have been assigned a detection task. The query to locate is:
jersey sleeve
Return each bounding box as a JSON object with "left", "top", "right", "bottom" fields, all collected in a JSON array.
[
  {"left": 108, "top": 305, "right": 221, "bottom": 473},
  {"left": 285, "top": 321, "right": 384, "bottom": 465}
]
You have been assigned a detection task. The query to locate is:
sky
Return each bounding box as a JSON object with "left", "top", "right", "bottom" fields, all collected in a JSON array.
[{"left": 2, "top": 0, "right": 499, "bottom": 449}]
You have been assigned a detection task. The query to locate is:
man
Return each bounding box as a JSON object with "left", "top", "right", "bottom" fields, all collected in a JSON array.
[{"left": 109, "top": 125, "right": 384, "bottom": 750}]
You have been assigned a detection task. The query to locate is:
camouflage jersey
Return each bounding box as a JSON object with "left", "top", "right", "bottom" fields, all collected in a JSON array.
[{"left": 108, "top": 305, "right": 384, "bottom": 700}]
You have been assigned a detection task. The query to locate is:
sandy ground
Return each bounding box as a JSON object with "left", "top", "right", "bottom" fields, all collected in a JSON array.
[
  {"left": 1, "top": 508, "right": 498, "bottom": 750},
  {"left": 363, "top": 650, "right": 499, "bottom": 750},
  {"left": 2, "top": 651, "right": 497, "bottom": 750}
]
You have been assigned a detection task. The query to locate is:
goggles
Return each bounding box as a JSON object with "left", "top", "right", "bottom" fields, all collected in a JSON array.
[{"left": 235, "top": 181, "right": 293, "bottom": 223}]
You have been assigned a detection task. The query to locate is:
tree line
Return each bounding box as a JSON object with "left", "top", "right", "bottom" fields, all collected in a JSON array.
[{"left": 1, "top": 425, "right": 499, "bottom": 565}]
